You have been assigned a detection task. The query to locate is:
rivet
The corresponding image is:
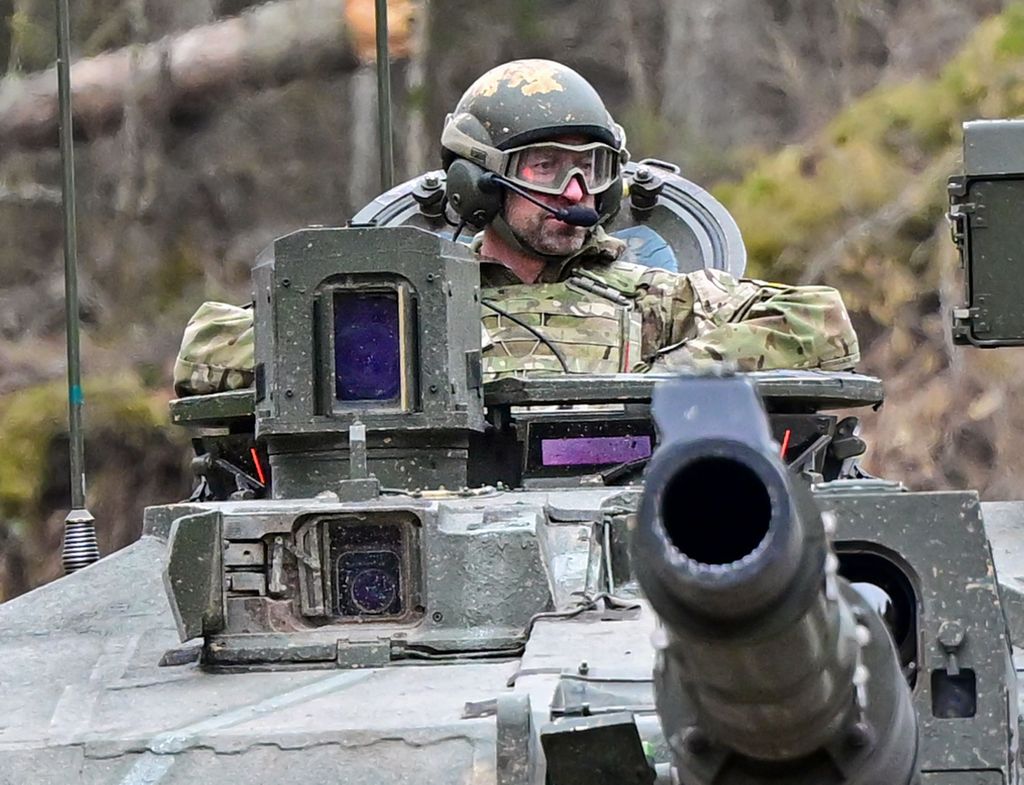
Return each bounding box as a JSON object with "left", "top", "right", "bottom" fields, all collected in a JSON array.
[
  {"left": 845, "top": 721, "right": 874, "bottom": 749},
  {"left": 682, "top": 728, "right": 710, "bottom": 754}
]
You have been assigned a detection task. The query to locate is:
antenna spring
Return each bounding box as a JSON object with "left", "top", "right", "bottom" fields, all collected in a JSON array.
[{"left": 62, "top": 509, "right": 99, "bottom": 573}]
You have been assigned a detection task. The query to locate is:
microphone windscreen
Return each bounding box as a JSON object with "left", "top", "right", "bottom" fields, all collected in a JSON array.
[{"left": 558, "top": 206, "right": 601, "bottom": 226}]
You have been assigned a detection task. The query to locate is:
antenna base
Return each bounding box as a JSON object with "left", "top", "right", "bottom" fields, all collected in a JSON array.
[{"left": 62, "top": 508, "right": 99, "bottom": 573}]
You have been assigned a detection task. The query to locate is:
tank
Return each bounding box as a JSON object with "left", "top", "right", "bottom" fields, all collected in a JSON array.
[{"left": 1, "top": 123, "right": 1023, "bottom": 785}]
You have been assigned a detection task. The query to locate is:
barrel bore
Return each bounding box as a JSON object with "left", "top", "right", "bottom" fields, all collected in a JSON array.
[{"left": 660, "top": 457, "right": 771, "bottom": 566}]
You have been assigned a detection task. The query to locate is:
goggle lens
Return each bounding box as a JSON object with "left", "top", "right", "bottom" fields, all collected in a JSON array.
[{"left": 506, "top": 143, "right": 617, "bottom": 195}]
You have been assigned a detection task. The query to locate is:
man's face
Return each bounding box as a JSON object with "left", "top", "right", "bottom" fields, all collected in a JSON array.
[{"left": 503, "top": 135, "right": 597, "bottom": 257}]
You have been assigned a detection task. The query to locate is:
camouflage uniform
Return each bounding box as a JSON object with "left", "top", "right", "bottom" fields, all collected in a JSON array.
[
  {"left": 173, "top": 229, "right": 859, "bottom": 395},
  {"left": 478, "top": 226, "right": 857, "bottom": 380},
  {"left": 173, "top": 301, "right": 254, "bottom": 396},
  {"left": 174, "top": 57, "right": 859, "bottom": 394}
]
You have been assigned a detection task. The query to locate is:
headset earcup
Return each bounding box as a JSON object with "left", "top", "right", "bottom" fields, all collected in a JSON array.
[{"left": 445, "top": 159, "right": 502, "bottom": 228}]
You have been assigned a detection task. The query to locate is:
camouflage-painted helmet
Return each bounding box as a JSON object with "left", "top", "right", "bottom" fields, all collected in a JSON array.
[{"left": 441, "top": 59, "right": 628, "bottom": 225}]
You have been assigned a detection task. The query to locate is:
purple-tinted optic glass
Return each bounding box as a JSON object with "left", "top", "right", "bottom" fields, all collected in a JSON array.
[
  {"left": 541, "top": 435, "right": 652, "bottom": 467},
  {"left": 334, "top": 291, "right": 401, "bottom": 401}
]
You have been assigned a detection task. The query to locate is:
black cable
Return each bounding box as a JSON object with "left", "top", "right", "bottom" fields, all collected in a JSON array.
[
  {"left": 451, "top": 220, "right": 467, "bottom": 243},
  {"left": 600, "top": 456, "right": 650, "bottom": 486},
  {"left": 480, "top": 298, "right": 572, "bottom": 373},
  {"left": 488, "top": 174, "right": 600, "bottom": 227}
]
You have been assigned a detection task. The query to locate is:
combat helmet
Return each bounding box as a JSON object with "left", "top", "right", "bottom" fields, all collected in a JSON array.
[{"left": 441, "top": 59, "right": 629, "bottom": 238}]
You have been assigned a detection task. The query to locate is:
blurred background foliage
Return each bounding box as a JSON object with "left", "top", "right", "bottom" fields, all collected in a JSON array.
[{"left": 0, "top": 0, "right": 1019, "bottom": 598}]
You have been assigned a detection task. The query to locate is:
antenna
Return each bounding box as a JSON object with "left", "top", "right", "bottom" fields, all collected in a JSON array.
[
  {"left": 56, "top": 0, "right": 99, "bottom": 573},
  {"left": 374, "top": 0, "right": 395, "bottom": 191}
]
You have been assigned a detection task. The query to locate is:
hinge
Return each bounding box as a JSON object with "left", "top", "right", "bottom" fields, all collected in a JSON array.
[
  {"left": 947, "top": 176, "right": 986, "bottom": 255},
  {"left": 952, "top": 303, "right": 991, "bottom": 344}
]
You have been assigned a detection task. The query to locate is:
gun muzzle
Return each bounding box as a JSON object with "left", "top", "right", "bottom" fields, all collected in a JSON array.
[{"left": 632, "top": 375, "right": 918, "bottom": 785}]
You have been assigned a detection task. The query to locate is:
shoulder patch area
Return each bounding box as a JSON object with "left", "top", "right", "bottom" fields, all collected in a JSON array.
[{"left": 572, "top": 259, "right": 651, "bottom": 297}]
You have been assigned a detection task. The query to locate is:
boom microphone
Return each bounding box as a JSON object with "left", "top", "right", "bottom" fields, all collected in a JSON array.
[
  {"left": 487, "top": 174, "right": 601, "bottom": 227},
  {"left": 554, "top": 204, "right": 602, "bottom": 226}
]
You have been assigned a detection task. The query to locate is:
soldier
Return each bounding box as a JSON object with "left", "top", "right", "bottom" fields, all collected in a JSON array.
[{"left": 174, "top": 59, "right": 859, "bottom": 394}]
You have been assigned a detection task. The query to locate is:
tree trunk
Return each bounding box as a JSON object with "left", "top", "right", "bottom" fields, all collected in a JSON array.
[{"left": 0, "top": 0, "right": 415, "bottom": 149}]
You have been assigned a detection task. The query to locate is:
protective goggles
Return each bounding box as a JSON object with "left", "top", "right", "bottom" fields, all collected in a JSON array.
[
  {"left": 442, "top": 121, "right": 623, "bottom": 195},
  {"left": 503, "top": 142, "right": 619, "bottom": 195}
]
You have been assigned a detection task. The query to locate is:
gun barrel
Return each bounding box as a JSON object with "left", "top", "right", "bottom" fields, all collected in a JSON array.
[{"left": 633, "top": 376, "right": 918, "bottom": 785}]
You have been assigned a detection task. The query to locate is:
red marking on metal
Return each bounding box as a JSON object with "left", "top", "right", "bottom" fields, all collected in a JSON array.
[
  {"left": 250, "top": 447, "right": 267, "bottom": 485},
  {"left": 780, "top": 429, "right": 792, "bottom": 460}
]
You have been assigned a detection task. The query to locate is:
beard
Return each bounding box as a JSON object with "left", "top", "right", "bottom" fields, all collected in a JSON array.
[{"left": 511, "top": 211, "right": 589, "bottom": 256}]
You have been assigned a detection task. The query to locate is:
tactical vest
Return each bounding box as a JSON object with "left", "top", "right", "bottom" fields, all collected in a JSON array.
[{"left": 481, "top": 271, "right": 643, "bottom": 380}]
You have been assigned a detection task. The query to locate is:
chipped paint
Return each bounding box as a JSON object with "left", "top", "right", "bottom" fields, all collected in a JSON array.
[{"left": 471, "top": 61, "right": 566, "bottom": 98}]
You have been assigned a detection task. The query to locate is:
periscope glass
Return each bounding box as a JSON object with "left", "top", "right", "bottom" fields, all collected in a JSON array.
[{"left": 334, "top": 291, "right": 401, "bottom": 402}]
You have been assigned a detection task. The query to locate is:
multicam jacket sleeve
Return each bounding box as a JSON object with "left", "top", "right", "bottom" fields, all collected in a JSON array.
[
  {"left": 633, "top": 267, "right": 860, "bottom": 372},
  {"left": 172, "top": 301, "right": 255, "bottom": 397}
]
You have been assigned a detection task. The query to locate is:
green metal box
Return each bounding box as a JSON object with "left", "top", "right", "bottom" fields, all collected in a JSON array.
[{"left": 950, "top": 119, "right": 1024, "bottom": 346}]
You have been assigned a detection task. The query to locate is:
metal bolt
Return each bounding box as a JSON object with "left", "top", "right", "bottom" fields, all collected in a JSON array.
[
  {"left": 284, "top": 389, "right": 294, "bottom": 398},
  {"left": 938, "top": 621, "right": 966, "bottom": 650},
  {"left": 634, "top": 167, "right": 653, "bottom": 184},
  {"left": 845, "top": 721, "right": 875, "bottom": 749},
  {"left": 431, "top": 611, "right": 444, "bottom": 623},
  {"left": 577, "top": 660, "right": 589, "bottom": 675},
  {"left": 423, "top": 173, "right": 441, "bottom": 189},
  {"left": 426, "top": 273, "right": 436, "bottom": 282}
]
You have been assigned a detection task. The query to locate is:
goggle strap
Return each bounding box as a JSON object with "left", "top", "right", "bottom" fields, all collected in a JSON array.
[{"left": 440, "top": 122, "right": 506, "bottom": 173}]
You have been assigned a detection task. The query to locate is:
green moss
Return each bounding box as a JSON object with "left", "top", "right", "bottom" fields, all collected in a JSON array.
[
  {"left": 5, "top": 0, "right": 141, "bottom": 72},
  {"left": 0, "top": 376, "right": 168, "bottom": 519},
  {"left": 6, "top": 8, "right": 51, "bottom": 71},
  {"left": 998, "top": 3, "right": 1024, "bottom": 57},
  {"left": 714, "top": 5, "right": 1024, "bottom": 279}
]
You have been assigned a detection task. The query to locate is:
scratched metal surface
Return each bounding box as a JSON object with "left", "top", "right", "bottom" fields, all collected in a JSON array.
[
  {"left": 0, "top": 537, "right": 513, "bottom": 784},
  {"left": 0, "top": 485, "right": 621, "bottom": 785},
  {"left": 3, "top": 493, "right": 1023, "bottom": 784}
]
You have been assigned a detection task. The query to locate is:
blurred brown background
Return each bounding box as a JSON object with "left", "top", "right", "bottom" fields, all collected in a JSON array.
[{"left": 0, "top": 0, "right": 1020, "bottom": 599}]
